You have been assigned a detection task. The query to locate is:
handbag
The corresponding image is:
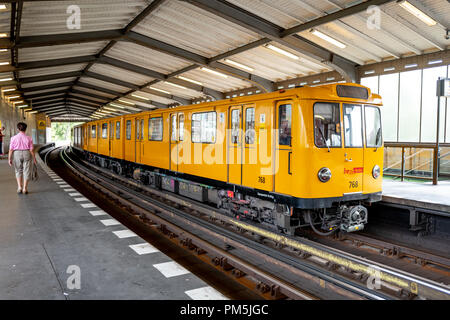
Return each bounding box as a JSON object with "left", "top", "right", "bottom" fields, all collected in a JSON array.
[{"left": 31, "top": 162, "right": 39, "bottom": 181}]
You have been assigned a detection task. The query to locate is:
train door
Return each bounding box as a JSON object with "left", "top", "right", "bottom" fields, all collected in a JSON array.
[
  {"left": 109, "top": 120, "right": 114, "bottom": 157},
  {"left": 124, "top": 119, "right": 135, "bottom": 162},
  {"left": 274, "top": 101, "right": 294, "bottom": 195},
  {"left": 342, "top": 103, "right": 364, "bottom": 194},
  {"left": 169, "top": 113, "right": 180, "bottom": 172},
  {"left": 228, "top": 105, "right": 243, "bottom": 185},
  {"left": 135, "top": 117, "right": 144, "bottom": 164}
]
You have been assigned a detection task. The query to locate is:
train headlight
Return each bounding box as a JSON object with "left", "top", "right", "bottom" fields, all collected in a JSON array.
[
  {"left": 318, "top": 167, "right": 332, "bottom": 182},
  {"left": 372, "top": 165, "right": 381, "bottom": 179}
]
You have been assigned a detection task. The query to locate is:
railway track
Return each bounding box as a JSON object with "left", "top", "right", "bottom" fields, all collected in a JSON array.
[{"left": 42, "top": 145, "right": 450, "bottom": 300}]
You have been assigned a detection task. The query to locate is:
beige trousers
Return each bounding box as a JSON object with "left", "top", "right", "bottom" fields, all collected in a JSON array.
[{"left": 13, "top": 150, "right": 32, "bottom": 180}]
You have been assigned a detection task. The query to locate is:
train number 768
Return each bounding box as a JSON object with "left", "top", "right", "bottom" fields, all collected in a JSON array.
[{"left": 349, "top": 181, "right": 359, "bottom": 188}]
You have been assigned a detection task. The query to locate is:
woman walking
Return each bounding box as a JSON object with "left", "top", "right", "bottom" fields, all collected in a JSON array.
[{"left": 8, "top": 122, "right": 36, "bottom": 194}]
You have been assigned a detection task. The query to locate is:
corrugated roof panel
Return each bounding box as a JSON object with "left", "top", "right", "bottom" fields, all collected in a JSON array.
[
  {"left": 180, "top": 68, "right": 252, "bottom": 92},
  {"left": 105, "top": 41, "right": 192, "bottom": 75},
  {"left": 79, "top": 76, "right": 130, "bottom": 93},
  {"left": 19, "top": 63, "right": 87, "bottom": 78},
  {"left": 72, "top": 85, "right": 116, "bottom": 99},
  {"left": 226, "top": 45, "right": 327, "bottom": 82},
  {"left": 0, "top": 6, "right": 11, "bottom": 35},
  {"left": 70, "top": 91, "right": 108, "bottom": 103},
  {"left": 89, "top": 63, "right": 154, "bottom": 86},
  {"left": 149, "top": 82, "right": 203, "bottom": 100},
  {"left": 128, "top": 90, "right": 178, "bottom": 105},
  {"left": 132, "top": 0, "right": 262, "bottom": 58},
  {"left": 24, "top": 87, "right": 71, "bottom": 96},
  {"left": 21, "top": 0, "right": 150, "bottom": 36},
  {"left": 21, "top": 77, "right": 77, "bottom": 88},
  {"left": 19, "top": 41, "right": 109, "bottom": 63}
]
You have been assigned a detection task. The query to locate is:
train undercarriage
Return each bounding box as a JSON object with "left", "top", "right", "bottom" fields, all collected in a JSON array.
[{"left": 83, "top": 150, "right": 370, "bottom": 236}]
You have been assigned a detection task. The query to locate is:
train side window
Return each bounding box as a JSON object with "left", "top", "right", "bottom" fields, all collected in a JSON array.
[
  {"left": 149, "top": 117, "right": 163, "bottom": 141},
  {"left": 343, "top": 104, "right": 363, "bottom": 148},
  {"left": 136, "top": 119, "right": 140, "bottom": 140},
  {"left": 192, "top": 111, "right": 216, "bottom": 143},
  {"left": 171, "top": 115, "right": 177, "bottom": 141},
  {"left": 140, "top": 119, "right": 144, "bottom": 140},
  {"left": 278, "top": 104, "right": 292, "bottom": 146},
  {"left": 230, "top": 109, "right": 241, "bottom": 144},
  {"left": 179, "top": 114, "right": 184, "bottom": 141},
  {"left": 126, "top": 120, "right": 131, "bottom": 140},
  {"left": 365, "top": 106, "right": 382, "bottom": 148},
  {"left": 102, "top": 123, "right": 108, "bottom": 139},
  {"left": 314, "top": 102, "right": 341, "bottom": 148},
  {"left": 116, "top": 121, "right": 120, "bottom": 139},
  {"left": 91, "top": 125, "right": 96, "bottom": 138},
  {"left": 245, "top": 108, "right": 255, "bottom": 144}
]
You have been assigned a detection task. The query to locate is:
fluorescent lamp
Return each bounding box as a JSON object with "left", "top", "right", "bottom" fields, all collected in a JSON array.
[
  {"left": 7, "top": 95, "right": 19, "bottom": 99},
  {"left": 17, "top": 105, "right": 28, "bottom": 108},
  {"left": 0, "top": 5, "right": 7, "bottom": 10},
  {"left": 200, "top": 67, "right": 228, "bottom": 78},
  {"left": 177, "top": 76, "right": 202, "bottom": 86},
  {"left": 165, "top": 82, "right": 188, "bottom": 90},
  {"left": 148, "top": 87, "right": 170, "bottom": 94},
  {"left": 109, "top": 103, "right": 125, "bottom": 109},
  {"left": 398, "top": 1, "right": 436, "bottom": 26},
  {"left": 0, "top": 61, "right": 9, "bottom": 66},
  {"left": 28, "top": 111, "right": 38, "bottom": 114},
  {"left": 23, "top": 108, "right": 32, "bottom": 111},
  {"left": 118, "top": 99, "right": 135, "bottom": 105},
  {"left": 13, "top": 100, "right": 23, "bottom": 103},
  {"left": 0, "top": 77, "right": 13, "bottom": 81},
  {"left": 2, "top": 87, "right": 15, "bottom": 92},
  {"left": 224, "top": 59, "right": 254, "bottom": 72},
  {"left": 132, "top": 93, "right": 151, "bottom": 100},
  {"left": 0, "top": 33, "right": 8, "bottom": 38},
  {"left": 0, "top": 49, "right": 7, "bottom": 52},
  {"left": 310, "top": 29, "right": 346, "bottom": 49},
  {"left": 265, "top": 44, "right": 299, "bottom": 60}
]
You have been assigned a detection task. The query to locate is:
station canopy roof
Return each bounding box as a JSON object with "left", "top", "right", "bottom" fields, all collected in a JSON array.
[{"left": 0, "top": 0, "right": 448, "bottom": 120}]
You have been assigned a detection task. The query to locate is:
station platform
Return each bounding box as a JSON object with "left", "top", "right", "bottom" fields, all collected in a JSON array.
[
  {"left": 382, "top": 180, "right": 450, "bottom": 215},
  {"left": 0, "top": 158, "right": 227, "bottom": 300}
]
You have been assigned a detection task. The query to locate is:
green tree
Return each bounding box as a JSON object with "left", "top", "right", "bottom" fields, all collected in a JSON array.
[{"left": 51, "top": 122, "right": 83, "bottom": 142}]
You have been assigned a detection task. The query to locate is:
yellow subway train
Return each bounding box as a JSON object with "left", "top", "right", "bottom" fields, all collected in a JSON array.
[{"left": 72, "top": 83, "right": 383, "bottom": 234}]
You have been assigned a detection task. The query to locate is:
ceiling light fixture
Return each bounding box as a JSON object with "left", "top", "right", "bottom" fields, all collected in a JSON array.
[
  {"left": 200, "top": 67, "right": 228, "bottom": 78},
  {"left": 118, "top": 99, "right": 135, "bottom": 105},
  {"left": 165, "top": 82, "right": 188, "bottom": 90},
  {"left": 0, "top": 77, "right": 13, "bottom": 81},
  {"left": 0, "top": 61, "right": 9, "bottom": 66},
  {"left": 223, "top": 59, "right": 254, "bottom": 72},
  {"left": 7, "top": 95, "right": 20, "bottom": 99},
  {"left": 0, "top": 4, "right": 7, "bottom": 10},
  {"left": 109, "top": 103, "right": 125, "bottom": 109},
  {"left": 398, "top": 1, "right": 437, "bottom": 26},
  {"left": 265, "top": 44, "right": 299, "bottom": 60},
  {"left": 0, "top": 49, "right": 7, "bottom": 52},
  {"left": 0, "top": 33, "right": 8, "bottom": 38},
  {"left": 131, "top": 93, "right": 151, "bottom": 100},
  {"left": 2, "top": 87, "right": 15, "bottom": 92},
  {"left": 148, "top": 87, "right": 170, "bottom": 94},
  {"left": 177, "top": 76, "right": 202, "bottom": 86},
  {"left": 310, "top": 29, "right": 346, "bottom": 49}
]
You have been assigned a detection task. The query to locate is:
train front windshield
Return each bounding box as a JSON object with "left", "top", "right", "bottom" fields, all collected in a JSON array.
[{"left": 314, "top": 103, "right": 382, "bottom": 148}]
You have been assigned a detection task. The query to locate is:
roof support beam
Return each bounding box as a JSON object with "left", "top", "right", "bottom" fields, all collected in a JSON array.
[
  {"left": 20, "top": 71, "right": 82, "bottom": 84},
  {"left": 182, "top": 0, "right": 358, "bottom": 82},
  {"left": 67, "top": 101, "right": 101, "bottom": 110},
  {"left": 21, "top": 81, "right": 74, "bottom": 93},
  {"left": 25, "top": 89, "right": 68, "bottom": 99},
  {"left": 31, "top": 99, "right": 65, "bottom": 107},
  {"left": 32, "top": 103, "right": 66, "bottom": 110},
  {"left": 84, "top": 71, "right": 140, "bottom": 90},
  {"left": 29, "top": 95, "right": 66, "bottom": 104},
  {"left": 70, "top": 88, "right": 111, "bottom": 102},
  {"left": 125, "top": 31, "right": 274, "bottom": 91},
  {"left": 17, "top": 55, "right": 96, "bottom": 71},
  {"left": 66, "top": 95, "right": 104, "bottom": 106}
]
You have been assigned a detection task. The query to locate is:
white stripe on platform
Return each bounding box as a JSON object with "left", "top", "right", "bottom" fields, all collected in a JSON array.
[
  {"left": 89, "top": 210, "right": 108, "bottom": 216},
  {"left": 100, "top": 219, "right": 121, "bottom": 226},
  {"left": 80, "top": 203, "right": 96, "bottom": 208},
  {"left": 68, "top": 192, "right": 82, "bottom": 197},
  {"left": 53, "top": 179, "right": 63, "bottom": 182},
  {"left": 185, "top": 286, "right": 228, "bottom": 300},
  {"left": 63, "top": 188, "right": 76, "bottom": 192},
  {"left": 113, "top": 229, "right": 137, "bottom": 239},
  {"left": 153, "top": 261, "right": 190, "bottom": 278},
  {"left": 59, "top": 184, "right": 70, "bottom": 188},
  {"left": 74, "top": 197, "right": 89, "bottom": 202},
  {"left": 129, "top": 243, "right": 159, "bottom": 255},
  {"left": 56, "top": 181, "right": 66, "bottom": 184}
]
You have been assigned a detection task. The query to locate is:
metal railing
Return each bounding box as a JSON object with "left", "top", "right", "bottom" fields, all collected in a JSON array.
[{"left": 383, "top": 142, "right": 450, "bottom": 185}]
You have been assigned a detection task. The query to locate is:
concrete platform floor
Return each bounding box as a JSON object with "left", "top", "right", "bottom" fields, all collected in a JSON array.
[
  {"left": 382, "top": 179, "right": 450, "bottom": 212},
  {"left": 0, "top": 158, "right": 227, "bottom": 300}
]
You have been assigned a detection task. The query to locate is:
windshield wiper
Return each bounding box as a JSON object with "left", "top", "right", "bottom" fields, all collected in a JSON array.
[{"left": 318, "top": 127, "right": 330, "bottom": 152}]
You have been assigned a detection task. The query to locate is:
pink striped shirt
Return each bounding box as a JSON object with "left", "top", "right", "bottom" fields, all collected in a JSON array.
[{"left": 9, "top": 132, "right": 34, "bottom": 151}]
